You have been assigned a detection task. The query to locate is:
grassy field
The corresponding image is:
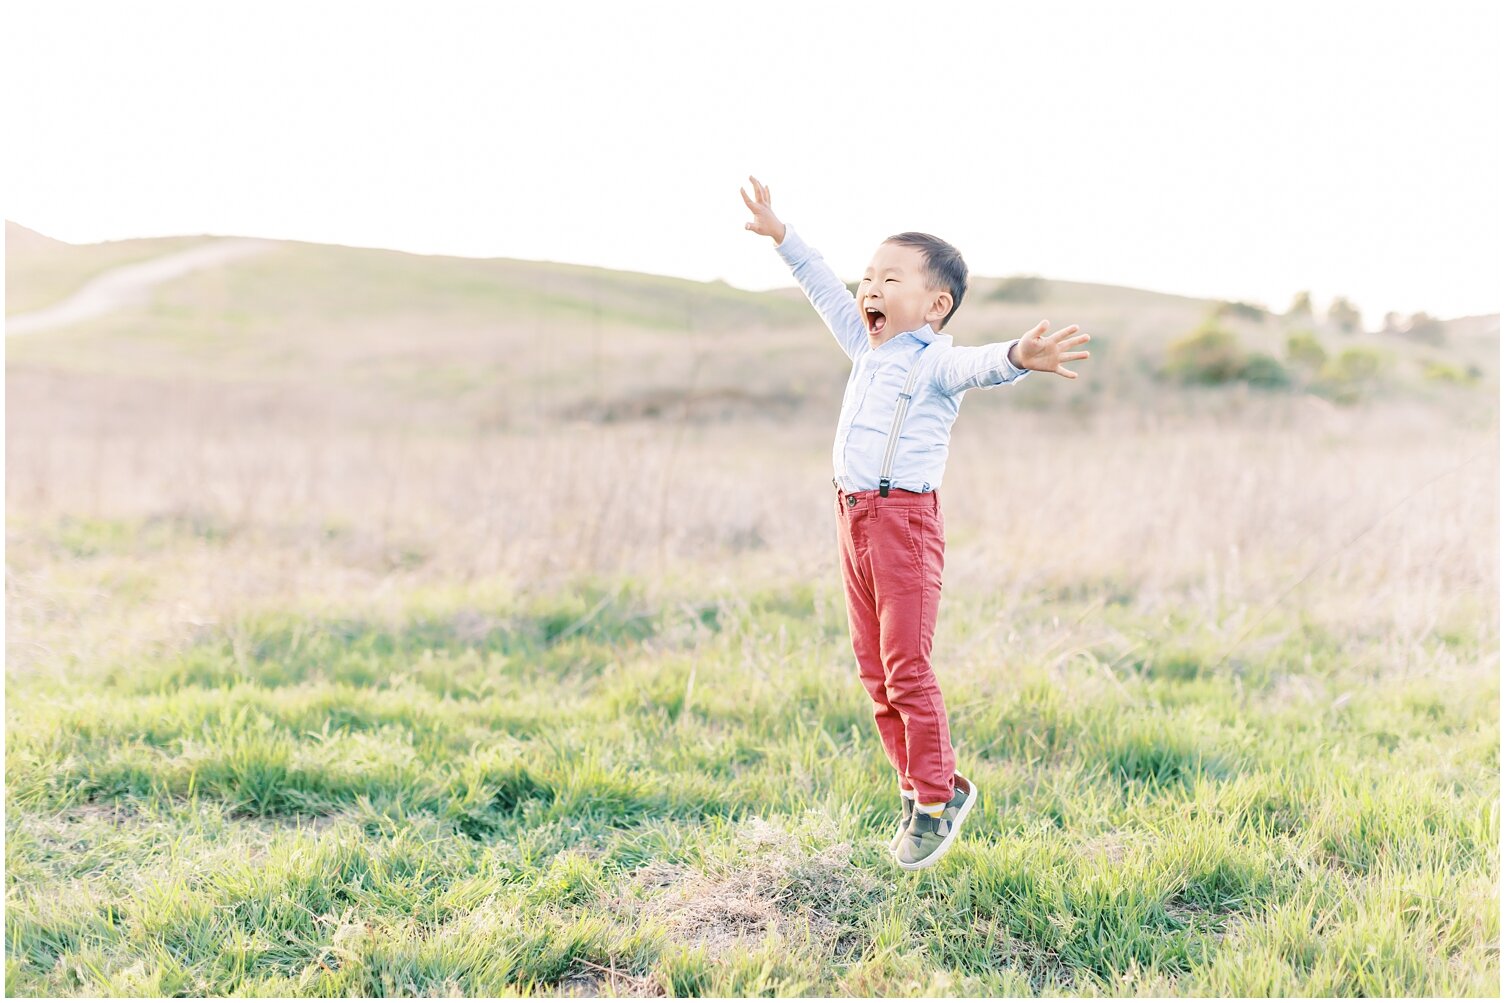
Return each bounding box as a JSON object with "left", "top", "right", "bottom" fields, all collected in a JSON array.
[{"left": 4, "top": 225, "right": 1500, "bottom": 996}]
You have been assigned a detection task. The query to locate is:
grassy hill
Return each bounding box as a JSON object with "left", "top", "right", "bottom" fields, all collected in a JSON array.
[
  {"left": 4, "top": 221, "right": 215, "bottom": 317},
  {"left": 7, "top": 221, "right": 1496, "bottom": 436}
]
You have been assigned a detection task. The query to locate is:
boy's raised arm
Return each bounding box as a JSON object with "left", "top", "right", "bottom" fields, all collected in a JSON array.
[
  {"left": 933, "top": 320, "right": 1091, "bottom": 395},
  {"left": 931, "top": 338, "right": 1032, "bottom": 396},
  {"left": 741, "top": 176, "right": 868, "bottom": 361}
]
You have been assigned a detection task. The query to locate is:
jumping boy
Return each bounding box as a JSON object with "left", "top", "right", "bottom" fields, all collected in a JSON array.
[{"left": 739, "top": 175, "right": 1091, "bottom": 870}]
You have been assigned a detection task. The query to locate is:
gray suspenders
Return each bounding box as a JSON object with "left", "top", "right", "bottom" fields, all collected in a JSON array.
[{"left": 877, "top": 362, "right": 924, "bottom": 497}]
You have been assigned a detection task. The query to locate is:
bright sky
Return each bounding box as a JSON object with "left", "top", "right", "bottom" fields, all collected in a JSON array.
[{"left": 4, "top": 0, "right": 1500, "bottom": 327}]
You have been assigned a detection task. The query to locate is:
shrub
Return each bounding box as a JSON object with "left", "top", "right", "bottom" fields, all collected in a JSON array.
[
  {"left": 1164, "top": 320, "right": 1246, "bottom": 384},
  {"left": 1285, "top": 330, "right": 1328, "bottom": 371},
  {"left": 988, "top": 275, "right": 1048, "bottom": 303},
  {"left": 1322, "top": 346, "right": 1386, "bottom": 383},
  {"left": 1312, "top": 345, "right": 1389, "bottom": 403},
  {"left": 1420, "top": 360, "right": 1478, "bottom": 385},
  {"left": 1238, "top": 353, "right": 1291, "bottom": 388},
  {"left": 1216, "top": 300, "right": 1269, "bottom": 322}
]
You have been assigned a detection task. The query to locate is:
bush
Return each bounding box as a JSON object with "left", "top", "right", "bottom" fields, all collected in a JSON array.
[
  {"left": 1216, "top": 300, "right": 1269, "bottom": 322},
  {"left": 1239, "top": 353, "right": 1291, "bottom": 388},
  {"left": 1164, "top": 321, "right": 1246, "bottom": 384},
  {"left": 1285, "top": 330, "right": 1327, "bottom": 371},
  {"left": 988, "top": 275, "right": 1048, "bottom": 303},
  {"left": 1162, "top": 318, "right": 1312, "bottom": 391},
  {"left": 1321, "top": 346, "right": 1386, "bottom": 384},
  {"left": 1311, "top": 345, "right": 1389, "bottom": 403},
  {"left": 1420, "top": 360, "right": 1479, "bottom": 385}
]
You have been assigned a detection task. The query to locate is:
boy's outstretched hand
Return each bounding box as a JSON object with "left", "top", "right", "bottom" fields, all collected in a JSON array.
[
  {"left": 1009, "top": 320, "right": 1092, "bottom": 379},
  {"left": 740, "top": 175, "right": 787, "bottom": 244}
]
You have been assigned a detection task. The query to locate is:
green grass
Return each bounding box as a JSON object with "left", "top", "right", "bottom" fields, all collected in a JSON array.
[{"left": 6, "top": 561, "right": 1498, "bottom": 996}]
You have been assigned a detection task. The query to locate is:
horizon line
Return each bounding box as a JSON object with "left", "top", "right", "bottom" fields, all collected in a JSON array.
[{"left": 6, "top": 218, "right": 1497, "bottom": 325}]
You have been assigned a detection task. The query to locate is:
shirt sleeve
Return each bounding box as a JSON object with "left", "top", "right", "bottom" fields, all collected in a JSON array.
[
  {"left": 931, "top": 338, "right": 1031, "bottom": 396},
  {"left": 774, "top": 225, "right": 869, "bottom": 361}
]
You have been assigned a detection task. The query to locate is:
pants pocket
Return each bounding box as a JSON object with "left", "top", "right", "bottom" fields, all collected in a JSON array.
[{"left": 897, "top": 508, "right": 925, "bottom": 572}]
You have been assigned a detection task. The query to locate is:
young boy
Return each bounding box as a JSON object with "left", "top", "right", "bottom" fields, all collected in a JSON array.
[{"left": 739, "top": 175, "right": 1091, "bottom": 870}]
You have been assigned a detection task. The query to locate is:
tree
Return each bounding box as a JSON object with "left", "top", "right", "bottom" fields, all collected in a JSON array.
[
  {"left": 1286, "top": 290, "right": 1313, "bottom": 318},
  {"left": 1402, "top": 311, "right": 1446, "bottom": 345},
  {"left": 1327, "top": 296, "right": 1361, "bottom": 334}
]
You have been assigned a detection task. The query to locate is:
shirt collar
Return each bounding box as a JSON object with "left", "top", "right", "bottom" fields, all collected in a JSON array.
[
  {"left": 874, "top": 322, "right": 944, "bottom": 352},
  {"left": 905, "top": 323, "right": 951, "bottom": 348}
]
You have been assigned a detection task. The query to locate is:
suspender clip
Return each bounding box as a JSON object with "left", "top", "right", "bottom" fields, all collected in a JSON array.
[{"left": 878, "top": 477, "right": 891, "bottom": 497}]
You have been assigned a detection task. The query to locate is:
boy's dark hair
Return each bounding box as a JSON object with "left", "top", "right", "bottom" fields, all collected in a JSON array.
[{"left": 884, "top": 231, "right": 967, "bottom": 329}]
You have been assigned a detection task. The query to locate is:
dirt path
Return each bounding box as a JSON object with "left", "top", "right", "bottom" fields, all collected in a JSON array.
[{"left": 5, "top": 237, "right": 279, "bottom": 336}]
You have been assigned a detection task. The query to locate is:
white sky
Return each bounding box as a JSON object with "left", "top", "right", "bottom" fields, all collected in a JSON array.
[{"left": 3, "top": 0, "right": 1500, "bottom": 326}]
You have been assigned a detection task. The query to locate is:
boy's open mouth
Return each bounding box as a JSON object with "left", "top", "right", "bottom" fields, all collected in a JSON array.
[{"left": 865, "top": 308, "right": 886, "bottom": 335}]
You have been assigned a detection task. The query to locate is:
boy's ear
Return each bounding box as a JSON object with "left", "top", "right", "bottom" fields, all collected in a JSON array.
[{"left": 928, "top": 290, "right": 953, "bottom": 326}]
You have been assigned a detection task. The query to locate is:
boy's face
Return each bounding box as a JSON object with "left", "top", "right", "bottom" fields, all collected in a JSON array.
[{"left": 857, "top": 241, "right": 952, "bottom": 344}]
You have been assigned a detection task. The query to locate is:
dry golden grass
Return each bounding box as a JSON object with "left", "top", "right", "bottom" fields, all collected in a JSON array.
[{"left": 5, "top": 380, "right": 1496, "bottom": 685}]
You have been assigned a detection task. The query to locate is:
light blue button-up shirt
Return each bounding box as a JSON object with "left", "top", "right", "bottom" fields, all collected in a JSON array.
[{"left": 775, "top": 224, "right": 1031, "bottom": 493}]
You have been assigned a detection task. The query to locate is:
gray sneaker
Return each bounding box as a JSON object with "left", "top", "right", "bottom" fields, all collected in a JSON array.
[
  {"left": 888, "top": 790, "right": 917, "bottom": 852},
  {"left": 894, "top": 774, "right": 977, "bottom": 871}
]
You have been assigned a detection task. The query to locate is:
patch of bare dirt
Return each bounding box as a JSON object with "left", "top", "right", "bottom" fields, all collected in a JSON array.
[{"left": 608, "top": 812, "right": 879, "bottom": 962}]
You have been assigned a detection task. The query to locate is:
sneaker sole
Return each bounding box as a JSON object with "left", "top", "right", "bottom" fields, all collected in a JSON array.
[{"left": 895, "top": 777, "right": 978, "bottom": 872}]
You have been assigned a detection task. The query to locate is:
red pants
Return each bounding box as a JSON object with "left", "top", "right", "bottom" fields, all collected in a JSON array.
[{"left": 834, "top": 484, "right": 956, "bottom": 804}]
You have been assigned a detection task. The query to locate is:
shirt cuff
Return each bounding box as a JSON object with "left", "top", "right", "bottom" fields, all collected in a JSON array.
[
  {"left": 1002, "top": 338, "right": 1030, "bottom": 379},
  {"left": 774, "top": 224, "right": 809, "bottom": 264}
]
